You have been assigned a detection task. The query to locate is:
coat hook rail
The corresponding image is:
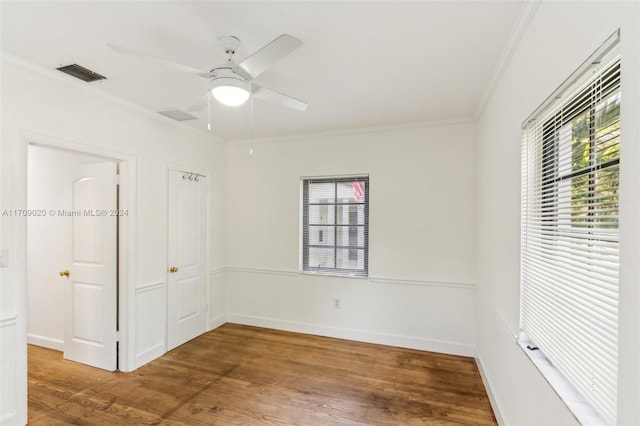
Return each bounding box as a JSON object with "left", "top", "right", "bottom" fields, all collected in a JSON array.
[{"left": 179, "top": 171, "right": 206, "bottom": 182}]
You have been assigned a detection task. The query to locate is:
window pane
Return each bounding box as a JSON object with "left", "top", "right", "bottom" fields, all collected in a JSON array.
[
  {"left": 336, "top": 248, "right": 365, "bottom": 270},
  {"left": 335, "top": 225, "right": 365, "bottom": 248},
  {"left": 558, "top": 123, "right": 573, "bottom": 176},
  {"left": 557, "top": 178, "right": 572, "bottom": 228},
  {"left": 309, "top": 225, "right": 335, "bottom": 246},
  {"left": 308, "top": 204, "right": 335, "bottom": 225},
  {"left": 594, "top": 166, "right": 619, "bottom": 229},
  {"left": 337, "top": 181, "right": 366, "bottom": 203},
  {"left": 308, "top": 247, "right": 335, "bottom": 269},
  {"left": 571, "top": 110, "right": 591, "bottom": 173},
  {"left": 309, "top": 183, "right": 335, "bottom": 203},
  {"left": 570, "top": 174, "right": 590, "bottom": 227},
  {"left": 595, "top": 92, "right": 620, "bottom": 164},
  {"left": 336, "top": 204, "right": 365, "bottom": 225}
]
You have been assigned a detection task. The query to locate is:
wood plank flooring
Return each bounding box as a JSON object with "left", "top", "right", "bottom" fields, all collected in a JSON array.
[{"left": 28, "top": 323, "right": 496, "bottom": 425}]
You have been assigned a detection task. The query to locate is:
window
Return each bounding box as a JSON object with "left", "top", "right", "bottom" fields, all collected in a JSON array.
[
  {"left": 521, "top": 32, "right": 620, "bottom": 425},
  {"left": 302, "top": 176, "right": 368, "bottom": 276}
]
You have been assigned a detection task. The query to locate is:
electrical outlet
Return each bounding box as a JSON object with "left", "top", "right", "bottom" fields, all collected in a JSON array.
[{"left": 333, "top": 297, "right": 342, "bottom": 309}]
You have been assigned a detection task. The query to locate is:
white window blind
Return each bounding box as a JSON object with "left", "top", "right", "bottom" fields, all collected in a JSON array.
[
  {"left": 302, "top": 176, "right": 369, "bottom": 276},
  {"left": 521, "top": 32, "right": 620, "bottom": 425}
]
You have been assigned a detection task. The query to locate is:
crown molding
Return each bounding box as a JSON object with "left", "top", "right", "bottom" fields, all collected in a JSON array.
[
  {"left": 226, "top": 116, "right": 475, "bottom": 147},
  {"left": 474, "top": 0, "right": 541, "bottom": 121}
]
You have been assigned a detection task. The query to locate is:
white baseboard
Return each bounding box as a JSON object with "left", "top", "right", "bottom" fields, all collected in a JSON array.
[
  {"left": 475, "top": 353, "right": 505, "bottom": 425},
  {"left": 227, "top": 313, "right": 474, "bottom": 357},
  {"left": 208, "top": 314, "right": 227, "bottom": 331},
  {"left": 134, "top": 342, "right": 165, "bottom": 369},
  {"left": 27, "top": 333, "right": 63, "bottom": 351},
  {"left": 0, "top": 412, "right": 19, "bottom": 426}
]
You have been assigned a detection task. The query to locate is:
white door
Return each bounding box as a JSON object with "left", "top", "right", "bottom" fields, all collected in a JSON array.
[
  {"left": 63, "top": 162, "right": 118, "bottom": 371},
  {"left": 167, "top": 170, "right": 207, "bottom": 350}
]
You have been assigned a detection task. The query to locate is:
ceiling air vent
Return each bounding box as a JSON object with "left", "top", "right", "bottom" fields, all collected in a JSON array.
[
  {"left": 56, "top": 64, "right": 106, "bottom": 82},
  {"left": 158, "top": 109, "right": 197, "bottom": 121}
]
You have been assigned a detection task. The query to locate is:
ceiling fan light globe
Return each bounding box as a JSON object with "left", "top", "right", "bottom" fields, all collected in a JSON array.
[
  {"left": 212, "top": 85, "right": 250, "bottom": 107},
  {"left": 210, "top": 76, "right": 250, "bottom": 107}
]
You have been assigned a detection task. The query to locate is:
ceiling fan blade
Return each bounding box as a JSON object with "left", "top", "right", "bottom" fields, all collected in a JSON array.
[
  {"left": 238, "top": 34, "right": 302, "bottom": 79},
  {"left": 188, "top": 92, "right": 210, "bottom": 112},
  {"left": 108, "top": 43, "right": 209, "bottom": 77},
  {"left": 253, "top": 85, "right": 307, "bottom": 111}
]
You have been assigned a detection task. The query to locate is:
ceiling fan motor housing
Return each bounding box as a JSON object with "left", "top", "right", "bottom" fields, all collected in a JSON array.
[{"left": 210, "top": 67, "right": 249, "bottom": 89}]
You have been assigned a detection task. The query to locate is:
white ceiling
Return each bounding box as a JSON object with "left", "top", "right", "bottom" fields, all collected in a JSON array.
[{"left": 1, "top": 1, "right": 525, "bottom": 141}]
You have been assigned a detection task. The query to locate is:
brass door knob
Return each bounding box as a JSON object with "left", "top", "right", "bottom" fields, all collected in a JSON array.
[
  {"left": 59, "top": 269, "right": 70, "bottom": 277},
  {"left": 169, "top": 266, "right": 179, "bottom": 273}
]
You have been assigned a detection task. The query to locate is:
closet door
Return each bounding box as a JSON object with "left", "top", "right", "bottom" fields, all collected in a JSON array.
[{"left": 167, "top": 169, "right": 207, "bottom": 350}]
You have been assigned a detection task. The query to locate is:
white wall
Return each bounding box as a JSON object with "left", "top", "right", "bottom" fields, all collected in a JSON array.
[
  {"left": 0, "top": 54, "right": 227, "bottom": 424},
  {"left": 26, "top": 146, "right": 114, "bottom": 351},
  {"left": 475, "top": 1, "right": 640, "bottom": 424},
  {"left": 226, "top": 122, "right": 477, "bottom": 356}
]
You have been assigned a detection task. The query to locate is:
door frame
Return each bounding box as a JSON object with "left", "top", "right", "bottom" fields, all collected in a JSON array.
[
  {"left": 165, "top": 163, "right": 211, "bottom": 345},
  {"left": 17, "top": 130, "right": 137, "bottom": 372}
]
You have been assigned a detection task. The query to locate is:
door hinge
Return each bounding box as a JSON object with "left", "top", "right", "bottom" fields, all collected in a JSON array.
[
  {"left": 115, "top": 174, "right": 121, "bottom": 185},
  {"left": 115, "top": 331, "right": 120, "bottom": 342}
]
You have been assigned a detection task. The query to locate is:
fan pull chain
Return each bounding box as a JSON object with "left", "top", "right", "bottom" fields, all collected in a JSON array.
[{"left": 249, "top": 83, "right": 254, "bottom": 157}]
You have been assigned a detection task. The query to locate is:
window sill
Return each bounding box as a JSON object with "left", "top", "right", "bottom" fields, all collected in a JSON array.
[
  {"left": 516, "top": 335, "right": 607, "bottom": 426},
  {"left": 299, "top": 270, "right": 368, "bottom": 279}
]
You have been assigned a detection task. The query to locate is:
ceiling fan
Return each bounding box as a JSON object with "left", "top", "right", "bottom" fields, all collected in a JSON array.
[{"left": 108, "top": 34, "right": 307, "bottom": 112}]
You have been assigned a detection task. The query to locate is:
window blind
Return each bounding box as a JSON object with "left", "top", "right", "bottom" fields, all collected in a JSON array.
[
  {"left": 521, "top": 33, "right": 620, "bottom": 425},
  {"left": 302, "top": 176, "right": 369, "bottom": 276}
]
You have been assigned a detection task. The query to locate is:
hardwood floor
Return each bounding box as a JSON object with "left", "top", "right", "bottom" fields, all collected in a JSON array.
[{"left": 28, "top": 323, "right": 496, "bottom": 425}]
